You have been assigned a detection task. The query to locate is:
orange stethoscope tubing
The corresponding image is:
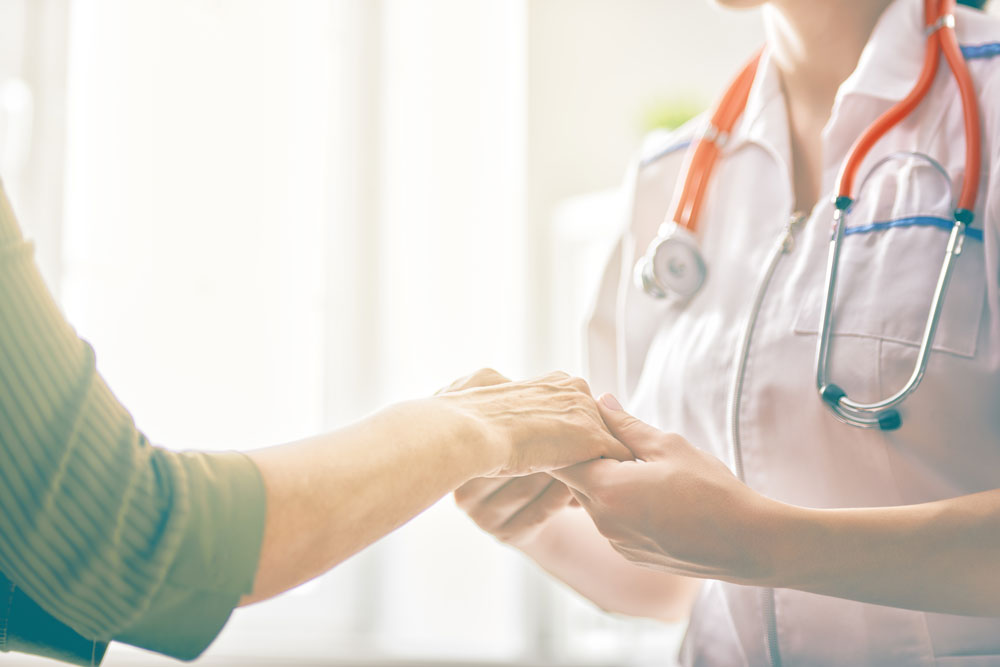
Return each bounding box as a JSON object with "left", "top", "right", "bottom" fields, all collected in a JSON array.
[
  {"left": 818, "top": 0, "right": 983, "bottom": 430},
  {"left": 670, "top": 0, "right": 981, "bottom": 233},
  {"left": 634, "top": 57, "right": 762, "bottom": 299},
  {"left": 835, "top": 0, "right": 981, "bottom": 218},
  {"left": 667, "top": 51, "right": 763, "bottom": 234}
]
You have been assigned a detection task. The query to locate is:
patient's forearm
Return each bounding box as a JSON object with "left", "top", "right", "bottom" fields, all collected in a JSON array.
[{"left": 240, "top": 398, "right": 490, "bottom": 605}]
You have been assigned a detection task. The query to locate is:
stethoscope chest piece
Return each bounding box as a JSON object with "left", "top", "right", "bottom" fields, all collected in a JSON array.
[{"left": 636, "top": 222, "right": 707, "bottom": 299}]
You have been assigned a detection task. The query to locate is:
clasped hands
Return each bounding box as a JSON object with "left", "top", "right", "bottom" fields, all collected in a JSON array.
[{"left": 441, "top": 369, "right": 790, "bottom": 586}]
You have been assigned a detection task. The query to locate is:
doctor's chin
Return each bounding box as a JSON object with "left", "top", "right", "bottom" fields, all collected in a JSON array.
[{"left": 2, "top": 0, "right": 1000, "bottom": 666}]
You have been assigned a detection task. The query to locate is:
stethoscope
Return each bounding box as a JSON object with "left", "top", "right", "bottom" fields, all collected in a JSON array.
[{"left": 634, "top": 0, "right": 982, "bottom": 431}]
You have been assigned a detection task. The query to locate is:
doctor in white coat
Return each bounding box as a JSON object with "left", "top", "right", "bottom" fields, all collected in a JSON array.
[{"left": 456, "top": 0, "right": 1000, "bottom": 664}]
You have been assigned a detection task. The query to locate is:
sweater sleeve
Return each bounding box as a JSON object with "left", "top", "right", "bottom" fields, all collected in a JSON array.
[{"left": 0, "top": 182, "right": 266, "bottom": 661}]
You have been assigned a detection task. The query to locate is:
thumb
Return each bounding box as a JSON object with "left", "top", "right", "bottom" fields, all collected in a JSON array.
[{"left": 596, "top": 394, "right": 664, "bottom": 461}]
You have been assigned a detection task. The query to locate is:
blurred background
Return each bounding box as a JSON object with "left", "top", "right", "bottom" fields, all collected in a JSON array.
[{"left": 0, "top": 1, "right": 772, "bottom": 665}]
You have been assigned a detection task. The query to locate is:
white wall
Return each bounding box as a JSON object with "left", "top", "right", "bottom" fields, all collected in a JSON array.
[
  {"left": 526, "top": 0, "right": 765, "bottom": 372},
  {"left": 0, "top": 0, "right": 69, "bottom": 288},
  {"left": 55, "top": 0, "right": 542, "bottom": 664}
]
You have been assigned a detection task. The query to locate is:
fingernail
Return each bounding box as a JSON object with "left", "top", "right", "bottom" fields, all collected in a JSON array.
[{"left": 600, "top": 393, "right": 623, "bottom": 411}]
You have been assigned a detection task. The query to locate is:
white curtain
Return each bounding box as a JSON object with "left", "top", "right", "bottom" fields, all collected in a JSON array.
[
  {"left": 0, "top": 0, "right": 780, "bottom": 664},
  {"left": 56, "top": 0, "right": 541, "bottom": 663}
]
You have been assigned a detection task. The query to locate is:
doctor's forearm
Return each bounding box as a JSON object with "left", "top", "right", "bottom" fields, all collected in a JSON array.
[
  {"left": 521, "top": 508, "right": 702, "bottom": 622},
  {"left": 240, "top": 398, "right": 494, "bottom": 605},
  {"left": 771, "top": 489, "right": 1000, "bottom": 616}
]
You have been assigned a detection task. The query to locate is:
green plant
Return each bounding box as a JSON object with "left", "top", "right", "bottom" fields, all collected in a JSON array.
[{"left": 641, "top": 98, "right": 706, "bottom": 133}]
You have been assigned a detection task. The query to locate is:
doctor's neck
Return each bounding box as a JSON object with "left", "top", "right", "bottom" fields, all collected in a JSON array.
[{"left": 763, "top": 0, "right": 895, "bottom": 116}]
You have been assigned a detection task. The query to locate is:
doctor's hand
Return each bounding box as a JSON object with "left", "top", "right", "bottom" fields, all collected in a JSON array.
[
  {"left": 550, "top": 395, "right": 789, "bottom": 584},
  {"left": 437, "top": 369, "right": 633, "bottom": 478},
  {"left": 454, "top": 474, "right": 574, "bottom": 548}
]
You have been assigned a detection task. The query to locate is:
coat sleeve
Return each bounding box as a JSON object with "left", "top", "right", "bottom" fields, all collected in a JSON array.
[
  {"left": 582, "top": 125, "right": 699, "bottom": 403},
  {"left": 582, "top": 162, "right": 638, "bottom": 400},
  {"left": 0, "top": 183, "right": 266, "bottom": 661}
]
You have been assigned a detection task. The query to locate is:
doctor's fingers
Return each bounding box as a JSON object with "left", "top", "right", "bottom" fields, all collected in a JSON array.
[
  {"left": 595, "top": 394, "right": 673, "bottom": 461},
  {"left": 436, "top": 368, "right": 511, "bottom": 395},
  {"left": 549, "top": 458, "right": 633, "bottom": 504},
  {"left": 454, "top": 477, "right": 510, "bottom": 509},
  {"left": 456, "top": 474, "right": 569, "bottom": 538},
  {"left": 561, "top": 484, "right": 639, "bottom": 547},
  {"left": 492, "top": 479, "right": 573, "bottom": 542},
  {"left": 455, "top": 474, "right": 549, "bottom": 514}
]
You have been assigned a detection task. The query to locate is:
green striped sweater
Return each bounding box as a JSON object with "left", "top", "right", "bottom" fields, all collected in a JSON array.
[{"left": 0, "top": 181, "right": 266, "bottom": 663}]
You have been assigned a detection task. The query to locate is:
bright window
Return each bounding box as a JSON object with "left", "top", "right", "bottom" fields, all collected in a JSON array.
[{"left": 0, "top": 0, "right": 772, "bottom": 664}]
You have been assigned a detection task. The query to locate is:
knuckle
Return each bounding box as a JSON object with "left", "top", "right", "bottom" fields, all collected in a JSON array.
[
  {"left": 453, "top": 489, "right": 473, "bottom": 509},
  {"left": 441, "top": 377, "right": 468, "bottom": 394},
  {"left": 473, "top": 510, "right": 503, "bottom": 532},
  {"left": 454, "top": 368, "right": 510, "bottom": 391},
  {"left": 449, "top": 372, "right": 476, "bottom": 391}
]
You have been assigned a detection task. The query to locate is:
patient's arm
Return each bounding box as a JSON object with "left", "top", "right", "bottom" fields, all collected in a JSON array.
[{"left": 241, "top": 370, "right": 632, "bottom": 605}]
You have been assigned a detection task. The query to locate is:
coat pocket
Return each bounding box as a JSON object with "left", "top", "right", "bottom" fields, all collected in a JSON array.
[{"left": 793, "top": 220, "right": 986, "bottom": 360}]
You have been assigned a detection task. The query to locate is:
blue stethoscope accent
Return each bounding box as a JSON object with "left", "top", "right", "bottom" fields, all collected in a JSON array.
[
  {"left": 962, "top": 42, "right": 1000, "bottom": 60},
  {"left": 640, "top": 140, "right": 692, "bottom": 168},
  {"left": 845, "top": 215, "right": 984, "bottom": 242}
]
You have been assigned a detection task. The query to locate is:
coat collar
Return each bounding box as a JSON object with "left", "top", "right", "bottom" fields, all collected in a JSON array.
[
  {"left": 726, "top": 0, "right": 934, "bottom": 198},
  {"left": 836, "top": 0, "right": 929, "bottom": 104}
]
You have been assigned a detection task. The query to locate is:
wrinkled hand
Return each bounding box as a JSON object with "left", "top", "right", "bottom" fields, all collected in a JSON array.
[
  {"left": 445, "top": 369, "right": 580, "bottom": 543},
  {"left": 438, "top": 368, "right": 632, "bottom": 478},
  {"left": 437, "top": 367, "right": 511, "bottom": 395},
  {"left": 551, "top": 394, "right": 784, "bottom": 584}
]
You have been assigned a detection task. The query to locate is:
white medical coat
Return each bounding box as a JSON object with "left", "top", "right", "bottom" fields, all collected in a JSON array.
[{"left": 585, "top": 0, "right": 1000, "bottom": 664}]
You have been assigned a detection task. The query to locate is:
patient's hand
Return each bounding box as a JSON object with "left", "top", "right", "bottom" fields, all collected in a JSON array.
[
  {"left": 437, "top": 368, "right": 631, "bottom": 477},
  {"left": 445, "top": 369, "right": 589, "bottom": 546}
]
